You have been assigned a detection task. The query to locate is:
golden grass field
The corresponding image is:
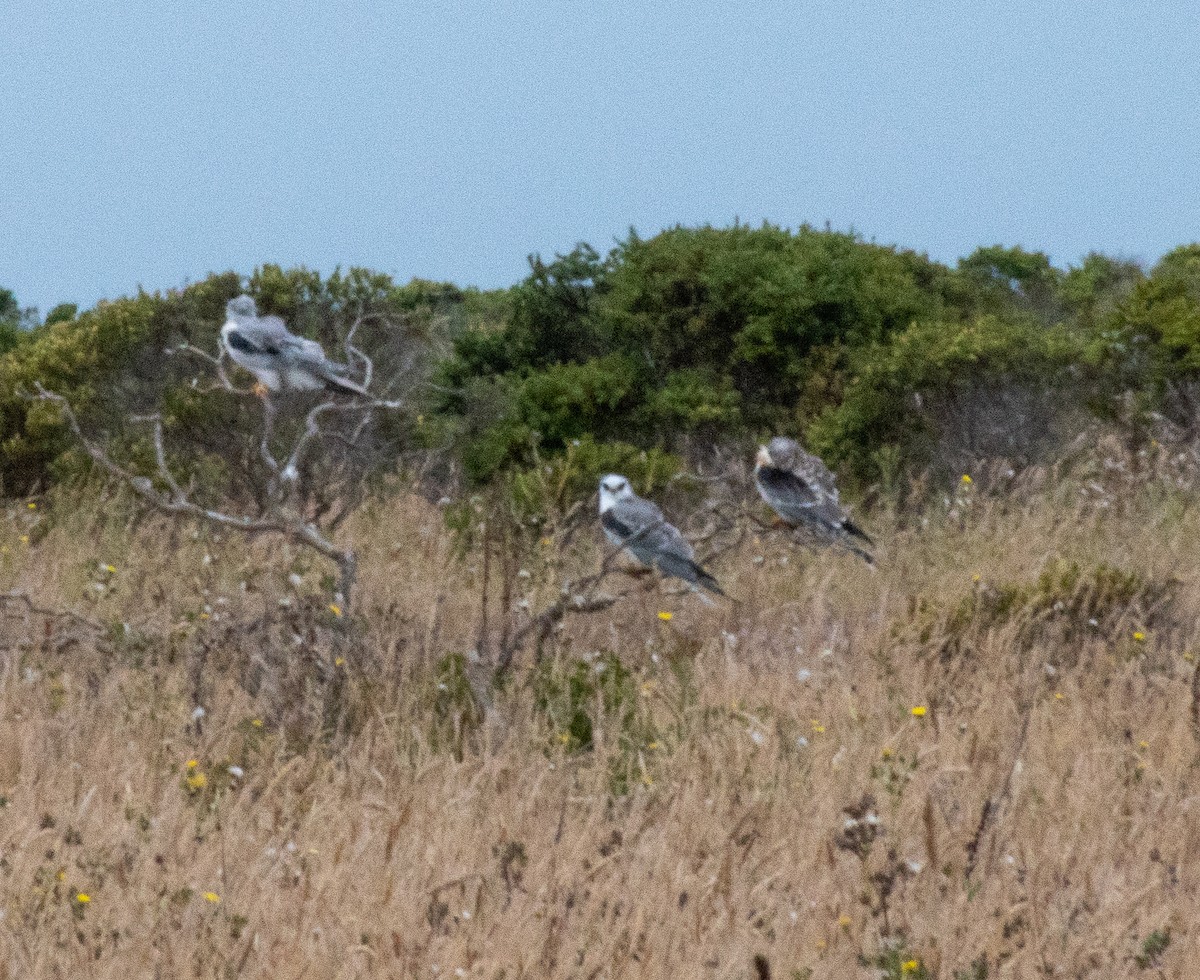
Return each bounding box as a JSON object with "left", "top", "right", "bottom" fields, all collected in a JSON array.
[{"left": 2, "top": 462, "right": 1199, "bottom": 978}]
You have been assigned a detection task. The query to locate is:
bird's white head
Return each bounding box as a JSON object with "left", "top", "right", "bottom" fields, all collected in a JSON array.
[
  {"left": 226, "top": 295, "right": 258, "bottom": 320},
  {"left": 760, "top": 436, "right": 800, "bottom": 470},
  {"left": 598, "top": 473, "right": 633, "bottom": 513}
]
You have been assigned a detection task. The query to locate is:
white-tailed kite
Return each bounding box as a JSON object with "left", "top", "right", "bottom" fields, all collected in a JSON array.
[
  {"left": 221, "top": 295, "right": 368, "bottom": 396},
  {"left": 754, "top": 437, "right": 874, "bottom": 563},
  {"left": 598, "top": 474, "right": 725, "bottom": 595}
]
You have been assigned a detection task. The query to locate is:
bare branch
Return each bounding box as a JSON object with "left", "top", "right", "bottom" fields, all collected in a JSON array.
[
  {"left": 170, "top": 341, "right": 253, "bottom": 395},
  {"left": 496, "top": 539, "right": 651, "bottom": 673},
  {"left": 279, "top": 395, "right": 405, "bottom": 487},
  {"left": 0, "top": 590, "right": 105, "bottom": 634},
  {"left": 30, "top": 384, "right": 290, "bottom": 535}
]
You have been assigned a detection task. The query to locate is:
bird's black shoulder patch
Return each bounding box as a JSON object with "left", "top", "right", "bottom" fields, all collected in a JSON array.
[
  {"left": 757, "top": 466, "right": 815, "bottom": 499},
  {"left": 601, "top": 510, "right": 632, "bottom": 539},
  {"left": 225, "top": 330, "right": 263, "bottom": 356}
]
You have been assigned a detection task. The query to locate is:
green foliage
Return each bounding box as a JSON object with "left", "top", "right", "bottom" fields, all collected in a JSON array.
[
  {"left": 1135, "top": 927, "right": 1171, "bottom": 969},
  {"left": 439, "top": 224, "right": 959, "bottom": 491},
  {"left": 904, "top": 559, "right": 1174, "bottom": 660},
  {"left": 0, "top": 267, "right": 480, "bottom": 498},
  {"left": 43, "top": 303, "right": 78, "bottom": 327},
  {"left": 863, "top": 944, "right": 931, "bottom": 980},
  {"left": 503, "top": 436, "right": 682, "bottom": 526},
  {"left": 532, "top": 652, "right": 658, "bottom": 794},
  {"left": 1093, "top": 246, "right": 1200, "bottom": 396},
  {"left": 954, "top": 244, "right": 1062, "bottom": 318},
  {"left": 444, "top": 436, "right": 683, "bottom": 553},
  {"left": 808, "top": 315, "right": 1081, "bottom": 484},
  {"left": 0, "top": 288, "right": 28, "bottom": 356},
  {"left": 17, "top": 228, "right": 1200, "bottom": 510}
]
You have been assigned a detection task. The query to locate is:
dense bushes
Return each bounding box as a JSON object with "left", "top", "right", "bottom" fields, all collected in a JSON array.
[
  {"left": 8, "top": 227, "right": 1200, "bottom": 506},
  {"left": 0, "top": 267, "right": 495, "bottom": 498},
  {"left": 436, "top": 225, "right": 1166, "bottom": 491}
]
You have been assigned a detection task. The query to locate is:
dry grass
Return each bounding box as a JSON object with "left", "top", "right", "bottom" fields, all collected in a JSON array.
[{"left": 1, "top": 476, "right": 1199, "bottom": 979}]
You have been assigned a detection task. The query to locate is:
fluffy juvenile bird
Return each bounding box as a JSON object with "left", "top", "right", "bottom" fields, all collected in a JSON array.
[
  {"left": 598, "top": 474, "right": 725, "bottom": 596},
  {"left": 754, "top": 437, "right": 874, "bottom": 563},
  {"left": 221, "top": 295, "right": 369, "bottom": 396}
]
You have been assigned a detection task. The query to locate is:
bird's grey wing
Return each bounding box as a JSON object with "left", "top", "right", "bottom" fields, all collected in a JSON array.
[
  {"left": 611, "top": 497, "right": 694, "bottom": 560},
  {"left": 229, "top": 314, "right": 293, "bottom": 357},
  {"left": 791, "top": 450, "right": 840, "bottom": 501},
  {"left": 615, "top": 499, "right": 727, "bottom": 592}
]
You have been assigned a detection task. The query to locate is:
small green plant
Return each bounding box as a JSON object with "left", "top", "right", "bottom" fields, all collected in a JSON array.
[
  {"left": 863, "top": 943, "right": 931, "bottom": 980},
  {"left": 871, "top": 747, "right": 918, "bottom": 800},
  {"left": 532, "top": 652, "right": 659, "bottom": 794},
  {"left": 1135, "top": 927, "right": 1171, "bottom": 969},
  {"left": 430, "top": 652, "right": 482, "bottom": 759}
]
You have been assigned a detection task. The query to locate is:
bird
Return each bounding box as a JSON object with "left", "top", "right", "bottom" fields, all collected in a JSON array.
[
  {"left": 754, "top": 437, "right": 874, "bottom": 564},
  {"left": 220, "top": 295, "right": 369, "bottom": 396},
  {"left": 598, "top": 474, "right": 725, "bottom": 596}
]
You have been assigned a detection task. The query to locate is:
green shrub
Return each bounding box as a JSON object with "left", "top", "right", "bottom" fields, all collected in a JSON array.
[{"left": 808, "top": 315, "right": 1083, "bottom": 485}]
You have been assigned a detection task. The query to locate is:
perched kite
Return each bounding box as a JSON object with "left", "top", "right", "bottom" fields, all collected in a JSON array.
[
  {"left": 221, "top": 295, "right": 368, "bottom": 396},
  {"left": 754, "top": 437, "right": 874, "bottom": 563},
  {"left": 598, "top": 474, "right": 725, "bottom": 596}
]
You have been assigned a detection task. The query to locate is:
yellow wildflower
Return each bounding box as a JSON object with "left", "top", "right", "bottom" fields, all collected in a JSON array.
[
  {"left": 960, "top": 474, "right": 972, "bottom": 485},
  {"left": 185, "top": 759, "right": 199, "bottom": 769},
  {"left": 186, "top": 771, "right": 207, "bottom": 791},
  {"left": 1139, "top": 740, "right": 1150, "bottom": 750},
  {"left": 27, "top": 502, "right": 36, "bottom": 509},
  {"left": 641, "top": 773, "right": 654, "bottom": 787},
  {"left": 647, "top": 741, "right": 659, "bottom": 750},
  {"left": 329, "top": 604, "right": 343, "bottom": 618},
  {"left": 104, "top": 564, "right": 116, "bottom": 574},
  {"left": 19, "top": 535, "right": 28, "bottom": 544},
  {"left": 75, "top": 893, "right": 90, "bottom": 904},
  {"left": 657, "top": 611, "right": 672, "bottom": 621},
  {"left": 811, "top": 720, "right": 826, "bottom": 734},
  {"left": 911, "top": 705, "right": 927, "bottom": 717},
  {"left": 881, "top": 746, "right": 894, "bottom": 759},
  {"left": 972, "top": 573, "right": 981, "bottom": 583},
  {"left": 837, "top": 913, "right": 852, "bottom": 929},
  {"left": 1054, "top": 692, "right": 1064, "bottom": 701},
  {"left": 203, "top": 891, "right": 220, "bottom": 904},
  {"left": 557, "top": 732, "right": 571, "bottom": 744},
  {"left": 251, "top": 718, "right": 263, "bottom": 728},
  {"left": 1133, "top": 631, "right": 1146, "bottom": 642},
  {"left": 56, "top": 869, "right": 66, "bottom": 881},
  {"left": 334, "top": 656, "right": 345, "bottom": 667},
  {"left": 902, "top": 961, "right": 920, "bottom": 974}
]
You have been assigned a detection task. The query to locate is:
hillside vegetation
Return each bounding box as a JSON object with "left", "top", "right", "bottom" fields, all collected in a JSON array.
[
  {"left": 6, "top": 228, "right": 1200, "bottom": 505},
  {"left": 5, "top": 227, "right": 1200, "bottom": 977},
  {"left": 2, "top": 462, "right": 1199, "bottom": 977}
]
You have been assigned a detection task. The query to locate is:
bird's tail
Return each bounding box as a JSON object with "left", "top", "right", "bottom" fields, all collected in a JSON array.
[
  {"left": 841, "top": 518, "right": 873, "bottom": 547},
  {"left": 657, "top": 553, "right": 727, "bottom": 598},
  {"left": 846, "top": 542, "right": 875, "bottom": 566},
  {"left": 690, "top": 562, "right": 726, "bottom": 597}
]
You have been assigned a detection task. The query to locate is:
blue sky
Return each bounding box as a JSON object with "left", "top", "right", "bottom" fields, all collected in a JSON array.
[{"left": 3, "top": 1, "right": 1198, "bottom": 314}]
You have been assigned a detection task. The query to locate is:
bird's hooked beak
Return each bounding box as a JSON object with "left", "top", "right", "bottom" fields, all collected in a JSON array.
[{"left": 755, "top": 445, "right": 772, "bottom": 469}]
